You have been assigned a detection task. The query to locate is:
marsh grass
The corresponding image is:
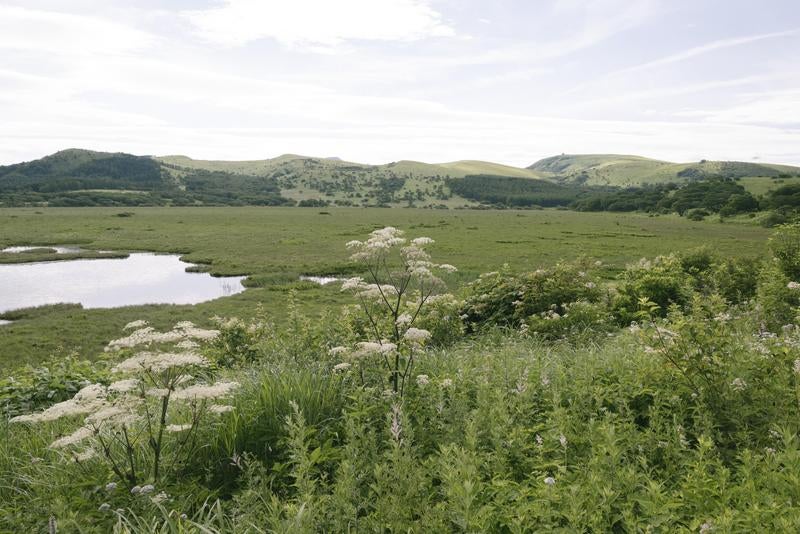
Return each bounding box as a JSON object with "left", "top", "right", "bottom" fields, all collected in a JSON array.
[{"left": 0, "top": 207, "right": 769, "bottom": 369}]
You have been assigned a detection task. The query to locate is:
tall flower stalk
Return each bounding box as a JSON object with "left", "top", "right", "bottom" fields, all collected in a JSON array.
[
  {"left": 338, "top": 227, "right": 456, "bottom": 394},
  {"left": 11, "top": 322, "right": 239, "bottom": 487}
]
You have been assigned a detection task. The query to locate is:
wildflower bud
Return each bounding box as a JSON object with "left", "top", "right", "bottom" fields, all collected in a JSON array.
[
  {"left": 140, "top": 484, "right": 155, "bottom": 495},
  {"left": 130, "top": 485, "right": 141, "bottom": 495},
  {"left": 544, "top": 476, "right": 556, "bottom": 486},
  {"left": 105, "top": 482, "right": 117, "bottom": 492}
]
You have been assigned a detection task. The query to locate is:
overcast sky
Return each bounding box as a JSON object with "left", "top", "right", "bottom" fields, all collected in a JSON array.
[{"left": 1, "top": 0, "right": 799, "bottom": 166}]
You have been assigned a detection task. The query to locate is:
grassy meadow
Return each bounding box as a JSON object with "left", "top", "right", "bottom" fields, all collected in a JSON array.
[
  {"left": 5, "top": 207, "right": 800, "bottom": 531},
  {"left": 0, "top": 207, "right": 769, "bottom": 369}
]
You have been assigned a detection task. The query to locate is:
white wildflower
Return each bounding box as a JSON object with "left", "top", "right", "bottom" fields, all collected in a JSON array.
[
  {"left": 176, "top": 339, "right": 200, "bottom": 350},
  {"left": 544, "top": 476, "right": 556, "bottom": 486},
  {"left": 124, "top": 320, "right": 148, "bottom": 330},
  {"left": 584, "top": 282, "right": 596, "bottom": 289},
  {"left": 105, "top": 482, "right": 117, "bottom": 491},
  {"left": 730, "top": 377, "right": 747, "bottom": 391},
  {"left": 209, "top": 404, "right": 235, "bottom": 414},
  {"left": 411, "top": 237, "right": 434, "bottom": 246},
  {"left": 139, "top": 484, "right": 155, "bottom": 495},
  {"left": 12, "top": 384, "right": 108, "bottom": 424},
  {"left": 340, "top": 277, "right": 365, "bottom": 292},
  {"left": 73, "top": 448, "right": 97, "bottom": 462},
  {"left": 535, "top": 434, "right": 543, "bottom": 446},
  {"left": 390, "top": 403, "right": 403, "bottom": 442},
  {"left": 352, "top": 341, "right": 397, "bottom": 359},
  {"left": 85, "top": 406, "right": 141, "bottom": 429},
  {"left": 559, "top": 434, "right": 567, "bottom": 448},
  {"left": 794, "top": 359, "right": 800, "bottom": 374},
  {"left": 440, "top": 378, "right": 453, "bottom": 388},
  {"left": 108, "top": 379, "right": 140, "bottom": 394},
  {"left": 130, "top": 485, "right": 142, "bottom": 495},
  {"left": 112, "top": 351, "right": 208, "bottom": 373},
  {"left": 403, "top": 327, "right": 431, "bottom": 345},
  {"left": 151, "top": 491, "right": 168, "bottom": 504},
  {"left": 788, "top": 282, "right": 800, "bottom": 290},
  {"left": 328, "top": 346, "right": 348, "bottom": 356},
  {"left": 172, "top": 381, "right": 240, "bottom": 401},
  {"left": 146, "top": 388, "right": 170, "bottom": 398},
  {"left": 541, "top": 375, "right": 551, "bottom": 387},
  {"left": 416, "top": 374, "right": 430, "bottom": 386},
  {"left": 438, "top": 263, "right": 457, "bottom": 273},
  {"left": 333, "top": 362, "right": 352, "bottom": 372},
  {"left": 699, "top": 521, "right": 714, "bottom": 533},
  {"left": 98, "top": 503, "right": 111, "bottom": 512},
  {"left": 166, "top": 424, "right": 192, "bottom": 433},
  {"left": 396, "top": 313, "right": 413, "bottom": 326}
]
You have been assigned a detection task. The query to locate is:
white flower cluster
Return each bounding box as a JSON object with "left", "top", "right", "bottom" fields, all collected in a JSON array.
[
  {"left": 12, "top": 322, "right": 238, "bottom": 458},
  {"left": 10, "top": 383, "right": 107, "bottom": 423},
  {"left": 112, "top": 351, "right": 209, "bottom": 373},
  {"left": 352, "top": 341, "right": 397, "bottom": 359},
  {"left": 403, "top": 327, "right": 431, "bottom": 345},
  {"left": 106, "top": 321, "right": 219, "bottom": 352},
  {"left": 347, "top": 227, "right": 407, "bottom": 261},
  {"left": 171, "top": 381, "right": 240, "bottom": 401}
]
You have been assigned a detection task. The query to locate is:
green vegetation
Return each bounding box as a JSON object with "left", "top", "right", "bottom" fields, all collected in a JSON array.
[
  {"left": 530, "top": 153, "right": 800, "bottom": 187},
  {"left": 448, "top": 175, "right": 583, "bottom": 207},
  {"left": 4, "top": 149, "right": 799, "bottom": 209},
  {"left": 0, "top": 207, "right": 770, "bottom": 368},
  {"left": 3, "top": 223, "right": 800, "bottom": 532},
  {"left": 574, "top": 178, "right": 759, "bottom": 217}
]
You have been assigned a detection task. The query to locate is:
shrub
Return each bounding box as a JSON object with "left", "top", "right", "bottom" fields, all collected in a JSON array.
[
  {"left": 460, "top": 259, "right": 603, "bottom": 331},
  {"left": 756, "top": 260, "right": 800, "bottom": 330},
  {"left": 1, "top": 355, "right": 111, "bottom": 419},
  {"left": 769, "top": 223, "right": 800, "bottom": 280},
  {"left": 525, "top": 300, "right": 614, "bottom": 341},
  {"left": 711, "top": 256, "right": 760, "bottom": 304},
  {"left": 613, "top": 255, "right": 693, "bottom": 323}
]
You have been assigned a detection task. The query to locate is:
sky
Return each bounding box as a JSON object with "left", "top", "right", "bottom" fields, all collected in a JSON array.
[{"left": 1, "top": 0, "right": 799, "bottom": 167}]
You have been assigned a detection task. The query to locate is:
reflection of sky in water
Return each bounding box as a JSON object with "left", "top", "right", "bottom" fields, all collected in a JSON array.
[
  {"left": 0, "top": 254, "right": 245, "bottom": 314},
  {"left": 300, "top": 275, "right": 341, "bottom": 285},
  {"left": 2, "top": 245, "right": 83, "bottom": 254}
]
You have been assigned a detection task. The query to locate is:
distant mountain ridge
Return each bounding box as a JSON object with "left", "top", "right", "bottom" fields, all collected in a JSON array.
[
  {"left": 528, "top": 154, "right": 800, "bottom": 187},
  {"left": 1, "top": 149, "right": 798, "bottom": 207}
]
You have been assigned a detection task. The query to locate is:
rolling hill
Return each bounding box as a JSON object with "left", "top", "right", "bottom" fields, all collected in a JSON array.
[
  {"left": 2, "top": 149, "right": 799, "bottom": 208},
  {"left": 529, "top": 154, "right": 800, "bottom": 187}
]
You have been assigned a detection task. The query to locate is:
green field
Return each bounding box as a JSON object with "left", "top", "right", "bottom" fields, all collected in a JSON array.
[{"left": 0, "top": 207, "right": 769, "bottom": 368}]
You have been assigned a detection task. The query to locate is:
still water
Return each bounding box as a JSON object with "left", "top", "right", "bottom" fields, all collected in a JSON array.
[{"left": 0, "top": 253, "right": 245, "bottom": 314}]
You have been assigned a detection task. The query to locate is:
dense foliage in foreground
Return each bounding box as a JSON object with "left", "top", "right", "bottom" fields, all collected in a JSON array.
[{"left": 4, "top": 226, "right": 800, "bottom": 532}]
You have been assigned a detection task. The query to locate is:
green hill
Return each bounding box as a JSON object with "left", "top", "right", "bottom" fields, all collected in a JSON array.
[
  {"left": 3, "top": 149, "right": 799, "bottom": 208},
  {"left": 529, "top": 154, "right": 800, "bottom": 188}
]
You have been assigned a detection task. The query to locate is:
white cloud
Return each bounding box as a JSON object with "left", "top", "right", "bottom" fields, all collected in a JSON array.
[
  {"left": 611, "top": 29, "right": 800, "bottom": 77},
  {"left": 0, "top": 5, "right": 156, "bottom": 56},
  {"left": 182, "top": 0, "right": 455, "bottom": 48}
]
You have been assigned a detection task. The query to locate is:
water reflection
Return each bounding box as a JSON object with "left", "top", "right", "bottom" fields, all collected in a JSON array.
[
  {"left": 0, "top": 253, "right": 245, "bottom": 314},
  {"left": 2, "top": 245, "right": 84, "bottom": 254},
  {"left": 300, "top": 275, "right": 341, "bottom": 285}
]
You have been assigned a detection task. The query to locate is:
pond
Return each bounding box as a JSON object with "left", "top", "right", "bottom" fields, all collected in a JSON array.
[{"left": 0, "top": 253, "right": 245, "bottom": 315}]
